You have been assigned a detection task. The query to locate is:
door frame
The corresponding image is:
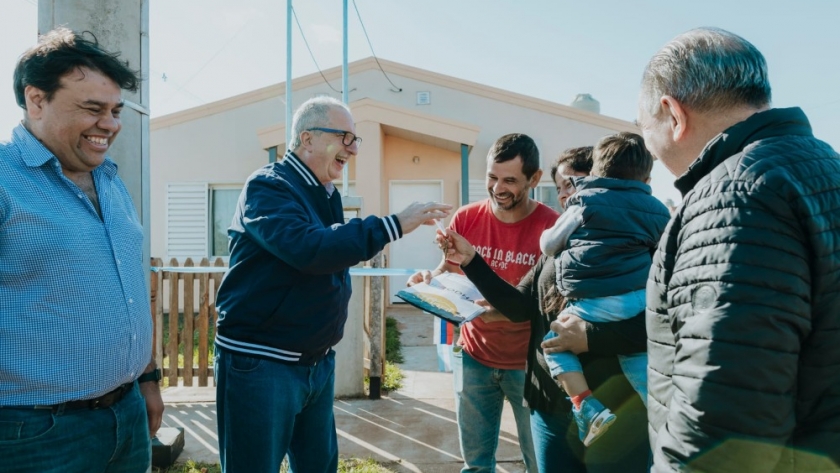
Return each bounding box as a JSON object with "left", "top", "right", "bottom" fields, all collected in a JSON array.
[{"left": 387, "top": 179, "right": 445, "bottom": 304}]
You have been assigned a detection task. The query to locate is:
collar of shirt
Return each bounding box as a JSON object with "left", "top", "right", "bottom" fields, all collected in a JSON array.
[{"left": 13, "top": 124, "right": 119, "bottom": 179}]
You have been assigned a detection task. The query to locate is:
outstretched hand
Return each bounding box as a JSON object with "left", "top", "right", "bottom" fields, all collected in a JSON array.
[
  {"left": 396, "top": 201, "right": 453, "bottom": 235},
  {"left": 436, "top": 230, "right": 476, "bottom": 266}
]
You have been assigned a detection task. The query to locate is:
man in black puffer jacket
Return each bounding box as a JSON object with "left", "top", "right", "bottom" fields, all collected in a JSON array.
[{"left": 637, "top": 28, "right": 840, "bottom": 472}]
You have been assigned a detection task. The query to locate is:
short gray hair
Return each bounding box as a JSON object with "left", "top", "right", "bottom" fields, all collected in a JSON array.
[
  {"left": 640, "top": 27, "right": 771, "bottom": 117},
  {"left": 290, "top": 95, "right": 350, "bottom": 151}
]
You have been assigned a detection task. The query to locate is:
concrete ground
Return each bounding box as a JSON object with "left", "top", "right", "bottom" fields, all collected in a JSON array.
[{"left": 161, "top": 306, "right": 526, "bottom": 472}]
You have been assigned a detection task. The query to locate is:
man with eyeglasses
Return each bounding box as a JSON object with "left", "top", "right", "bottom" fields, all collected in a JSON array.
[{"left": 214, "top": 95, "right": 452, "bottom": 472}]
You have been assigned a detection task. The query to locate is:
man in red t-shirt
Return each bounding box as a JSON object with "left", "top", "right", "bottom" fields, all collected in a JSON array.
[{"left": 409, "top": 133, "right": 559, "bottom": 473}]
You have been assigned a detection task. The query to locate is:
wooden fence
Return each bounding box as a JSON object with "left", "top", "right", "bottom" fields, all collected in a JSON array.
[
  {"left": 149, "top": 255, "right": 386, "bottom": 394},
  {"left": 149, "top": 257, "right": 225, "bottom": 387}
]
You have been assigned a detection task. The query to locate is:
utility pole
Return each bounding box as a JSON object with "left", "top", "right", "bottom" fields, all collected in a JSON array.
[
  {"left": 342, "top": 0, "right": 349, "bottom": 196},
  {"left": 38, "top": 0, "right": 151, "bottom": 273},
  {"left": 285, "top": 0, "right": 293, "bottom": 151}
]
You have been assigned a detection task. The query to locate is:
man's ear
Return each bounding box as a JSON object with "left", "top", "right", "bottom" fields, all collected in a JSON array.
[
  {"left": 528, "top": 169, "right": 543, "bottom": 188},
  {"left": 295, "top": 130, "right": 313, "bottom": 153},
  {"left": 23, "top": 85, "right": 46, "bottom": 120},
  {"left": 660, "top": 96, "right": 689, "bottom": 142}
]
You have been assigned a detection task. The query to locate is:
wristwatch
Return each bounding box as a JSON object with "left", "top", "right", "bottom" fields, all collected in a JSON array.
[{"left": 137, "top": 368, "right": 162, "bottom": 384}]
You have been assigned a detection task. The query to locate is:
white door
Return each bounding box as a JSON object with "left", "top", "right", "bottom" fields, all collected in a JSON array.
[{"left": 389, "top": 180, "right": 444, "bottom": 303}]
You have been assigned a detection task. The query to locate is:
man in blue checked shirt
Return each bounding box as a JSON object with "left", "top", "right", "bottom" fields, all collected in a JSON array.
[
  {"left": 0, "top": 28, "right": 162, "bottom": 472},
  {"left": 214, "top": 96, "right": 451, "bottom": 473}
]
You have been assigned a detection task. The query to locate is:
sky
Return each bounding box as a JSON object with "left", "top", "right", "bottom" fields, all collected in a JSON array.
[{"left": 2, "top": 0, "right": 839, "bottom": 205}]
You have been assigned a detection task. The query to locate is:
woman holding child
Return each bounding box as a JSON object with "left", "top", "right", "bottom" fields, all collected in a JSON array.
[{"left": 442, "top": 140, "right": 658, "bottom": 472}]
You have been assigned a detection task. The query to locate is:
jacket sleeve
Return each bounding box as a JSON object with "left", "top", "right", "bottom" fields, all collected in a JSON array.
[
  {"left": 236, "top": 171, "right": 402, "bottom": 275},
  {"left": 653, "top": 181, "right": 811, "bottom": 472},
  {"left": 460, "top": 254, "right": 541, "bottom": 323},
  {"left": 538, "top": 205, "right": 582, "bottom": 256}
]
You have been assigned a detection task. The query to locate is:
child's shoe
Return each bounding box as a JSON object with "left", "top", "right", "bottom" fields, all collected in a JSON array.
[{"left": 573, "top": 396, "right": 616, "bottom": 446}]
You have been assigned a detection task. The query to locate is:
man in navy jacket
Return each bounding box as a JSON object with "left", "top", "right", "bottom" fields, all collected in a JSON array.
[{"left": 214, "top": 96, "right": 451, "bottom": 473}]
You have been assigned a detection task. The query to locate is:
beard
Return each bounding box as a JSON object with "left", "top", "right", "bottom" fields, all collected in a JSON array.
[{"left": 489, "top": 189, "right": 526, "bottom": 211}]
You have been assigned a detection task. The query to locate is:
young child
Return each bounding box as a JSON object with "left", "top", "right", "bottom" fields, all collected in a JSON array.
[{"left": 540, "top": 132, "right": 671, "bottom": 446}]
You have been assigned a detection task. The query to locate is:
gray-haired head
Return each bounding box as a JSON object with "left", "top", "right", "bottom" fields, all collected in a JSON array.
[
  {"left": 290, "top": 95, "right": 351, "bottom": 151},
  {"left": 640, "top": 27, "right": 771, "bottom": 117}
]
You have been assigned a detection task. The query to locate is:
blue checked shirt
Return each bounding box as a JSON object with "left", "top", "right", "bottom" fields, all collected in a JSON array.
[{"left": 0, "top": 125, "right": 151, "bottom": 405}]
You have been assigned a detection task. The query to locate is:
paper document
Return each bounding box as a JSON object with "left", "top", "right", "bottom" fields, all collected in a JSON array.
[{"left": 396, "top": 272, "right": 485, "bottom": 326}]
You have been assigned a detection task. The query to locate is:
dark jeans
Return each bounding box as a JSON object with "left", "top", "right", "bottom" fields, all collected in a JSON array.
[
  {"left": 0, "top": 382, "right": 151, "bottom": 473},
  {"left": 215, "top": 348, "right": 338, "bottom": 473}
]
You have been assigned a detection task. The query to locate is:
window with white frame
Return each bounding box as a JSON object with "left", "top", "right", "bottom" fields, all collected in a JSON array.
[
  {"left": 166, "top": 183, "right": 242, "bottom": 259},
  {"left": 534, "top": 182, "right": 561, "bottom": 212},
  {"left": 209, "top": 186, "right": 242, "bottom": 257}
]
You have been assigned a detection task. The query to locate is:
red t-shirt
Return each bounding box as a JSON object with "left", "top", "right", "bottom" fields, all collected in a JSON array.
[{"left": 451, "top": 199, "right": 559, "bottom": 370}]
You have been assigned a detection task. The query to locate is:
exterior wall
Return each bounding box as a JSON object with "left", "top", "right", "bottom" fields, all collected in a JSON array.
[
  {"left": 352, "top": 120, "right": 383, "bottom": 218},
  {"left": 383, "top": 135, "right": 461, "bottom": 214}
]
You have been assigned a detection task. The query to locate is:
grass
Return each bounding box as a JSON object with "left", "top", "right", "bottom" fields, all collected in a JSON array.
[
  {"left": 154, "top": 457, "right": 396, "bottom": 473},
  {"left": 384, "top": 316, "right": 404, "bottom": 364},
  {"left": 381, "top": 361, "right": 404, "bottom": 391}
]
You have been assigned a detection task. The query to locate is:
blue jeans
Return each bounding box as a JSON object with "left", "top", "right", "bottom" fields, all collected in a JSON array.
[
  {"left": 0, "top": 382, "right": 151, "bottom": 473},
  {"left": 215, "top": 348, "right": 338, "bottom": 473},
  {"left": 543, "top": 289, "right": 648, "bottom": 401},
  {"left": 452, "top": 347, "right": 537, "bottom": 473},
  {"left": 530, "top": 409, "right": 585, "bottom": 473},
  {"left": 531, "top": 406, "right": 651, "bottom": 473}
]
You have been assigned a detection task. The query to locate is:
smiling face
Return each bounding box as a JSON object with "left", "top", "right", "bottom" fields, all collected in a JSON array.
[
  {"left": 486, "top": 156, "right": 537, "bottom": 213},
  {"left": 23, "top": 67, "right": 123, "bottom": 176},
  {"left": 302, "top": 106, "right": 359, "bottom": 185},
  {"left": 554, "top": 163, "right": 589, "bottom": 209}
]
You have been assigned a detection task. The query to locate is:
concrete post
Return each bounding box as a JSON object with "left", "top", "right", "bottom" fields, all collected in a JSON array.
[
  {"left": 334, "top": 268, "right": 366, "bottom": 398},
  {"left": 367, "top": 253, "right": 385, "bottom": 399},
  {"left": 38, "top": 0, "right": 151, "bottom": 273}
]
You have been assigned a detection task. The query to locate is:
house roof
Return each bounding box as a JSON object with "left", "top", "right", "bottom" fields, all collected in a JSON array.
[
  {"left": 256, "top": 98, "right": 482, "bottom": 152},
  {"left": 150, "top": 57, "right": 636, "bottom": 132}
]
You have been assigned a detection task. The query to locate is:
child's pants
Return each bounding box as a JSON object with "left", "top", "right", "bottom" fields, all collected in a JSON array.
[{"left": 543, "top": 289, "right": 647, "bottom": 403}]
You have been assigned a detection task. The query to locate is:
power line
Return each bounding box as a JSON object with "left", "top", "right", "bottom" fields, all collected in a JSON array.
[
  {"left": 149, "top": 68, "right": 207, "bottom": 106},
  {"left": 291, "top": 6, "right": 342, "bottom": 94},
  {"left": 163, "top": 15, "right": 254, "bottom": 105},
  {"left": 352, "top": 0, "right": 402, "bottom": 92}
]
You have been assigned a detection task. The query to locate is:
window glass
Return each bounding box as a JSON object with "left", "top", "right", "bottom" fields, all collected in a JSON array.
[
  {"left": 210, "top": 188, "right": 241, "bottom": 257},
  {"left": 534, "top": 183, "right": 560, "bottom": 212}
]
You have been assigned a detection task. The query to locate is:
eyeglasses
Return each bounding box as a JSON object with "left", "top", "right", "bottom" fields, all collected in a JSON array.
[{"left": 306, "top": 127, "right": 362, "bottom": 146}]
